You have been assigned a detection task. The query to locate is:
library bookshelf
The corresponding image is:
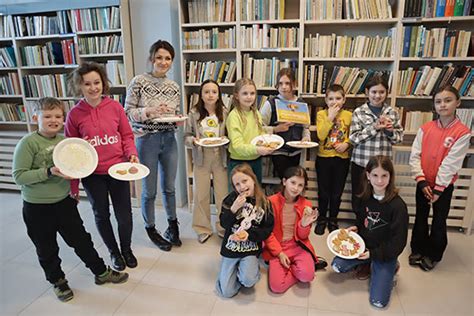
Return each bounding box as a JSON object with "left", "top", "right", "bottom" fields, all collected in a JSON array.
[
  {"left": 0, "top": 0, "right": 138, "bottom": 203},
  {"left": 178, "top": 0, "right": 473, "bottom": 232}
]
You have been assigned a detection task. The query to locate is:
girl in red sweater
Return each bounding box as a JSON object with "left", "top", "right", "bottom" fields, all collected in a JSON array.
[{"left": 263, "top": 166, "right": 319, "bottom": 293}]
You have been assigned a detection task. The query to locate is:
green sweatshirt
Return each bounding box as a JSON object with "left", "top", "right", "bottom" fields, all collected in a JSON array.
[
  {"left": 13, "top": 132, "right": 70, "bottom": 203},
  {"left": 226, "top": 109, "right": 262, "bottom": 160}
]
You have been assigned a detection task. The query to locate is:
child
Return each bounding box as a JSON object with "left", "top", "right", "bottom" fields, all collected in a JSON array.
[
  {"left": 409, "top": 85, "right": 470, "bottom": 271},
  {"left": 331, "top": 155, "right": 408, "bottom": 309},
  {"left": 260, "top": 68, "right": 311, "bottom": 178},
  {"left": 315, "top": 84, "right": 352, "bottom": 234},
  {"left": 12, "top": 97, "right": 128, "bottom": 302},
  {"left": 263, "top": 166, "right": 318, "bottom": 293},
  {"left": 184, "top": 79, "right": 228, "bottom": 243},
  {"left": 349, "top": 76, "right": 403, "bottom": 212},
  {"left": 125, "top": 40, "right": 181, "bottom": 250},
  {"left": 215, "top": 163, "right": 274, "bottom": 298},
  {"left": 65, "top": 62, "right": 139, "bottom": 272},
  {"left": 226, "top": 78, "right": 274, "bottom": 183}
]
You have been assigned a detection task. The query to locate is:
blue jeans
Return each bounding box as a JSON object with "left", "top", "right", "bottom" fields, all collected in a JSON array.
[
  {"left": 136, "top": 130, "right": 178, "bottom": 227},
  {"left": 332, "top": 256, "right": 398, "bottom": 308},
  {"left": 215, "top": 255, "right": 260, "bottom": 298}
]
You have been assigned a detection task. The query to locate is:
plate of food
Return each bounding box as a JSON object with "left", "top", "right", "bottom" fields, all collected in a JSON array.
[
  {"left": 196, "top": 137, "right": 229, "bottom": 147},
  {"left": 286, "top": 141, "right": 319, "bottom": 148},
  {"left": 327, "top": 228, "right": 365, "bottom": 259},
  {"left": 53, "top": 138, "right": 98, "bottom": 179},
  {"left": 250, "top": 134, "right": 284, "bottom": 150},
  {"left": 151, "top": 114, "right": 187, "bottom": 123},
  {"left": 108, "top": 162, "right": 150, "bottom": 181}
]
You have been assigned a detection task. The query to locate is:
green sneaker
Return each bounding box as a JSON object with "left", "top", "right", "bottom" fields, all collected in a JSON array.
[
  {"left": 53, "top": 278, "right": 74, "bottom": 302},
  {"left": 95, "top": 267, "right": 129, "bottom": 285}
]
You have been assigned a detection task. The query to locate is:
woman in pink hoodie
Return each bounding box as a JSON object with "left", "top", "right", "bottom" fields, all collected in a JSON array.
[{"left": 65, "top": 62, "right": 138, "bottom": 272}]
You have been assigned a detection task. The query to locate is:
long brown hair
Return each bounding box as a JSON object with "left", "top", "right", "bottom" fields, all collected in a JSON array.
[
  {"left": 358, "top": 155, "right": 399, "bottom": 203},
  {"left": 231, "top": 163, "right": 270, "bottom": 212},
  {"left": 70, "top": 61, "right": 110, "bottom": 96},
  {"left": 230, "top": 78, "right": 262, "bottom": 132},
  {"left": 193, "top": 79, "right": 225, "bottom": 123}
]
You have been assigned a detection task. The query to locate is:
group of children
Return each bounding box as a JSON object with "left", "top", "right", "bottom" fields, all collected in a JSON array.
[{"left": 11, "top": 39, "right": 471, "bottom": 308}]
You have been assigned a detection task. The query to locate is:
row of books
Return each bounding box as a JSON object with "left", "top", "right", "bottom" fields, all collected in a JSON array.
[
  {"left": 401, "top": 110, "right": 434, "bottom": 132},
  {"left": 241, "top": 0, "right": 286, "bottom": 21},
  {"left": 105, "top": 61, "right": 126, "bottom": 86},
  {"left": 398, "top": 64, "right": 473, "bottom": 96},
  {"left": 304, "top": 32, "right": 394, "bottom": 58},
  {"left": 303, "top": 64, "right": 392, "bottom": 94},
  {"left": 0, "top": 16, "right": 13, "bottom": 38},
  {"left": 0, "top": 103, "right": 26, "bottom": 122},
  {"left": 78, "top": 35, "right": 123, "bottom": 55},
  {"left": 306, "top": 0, "right": 393, "bottom": 20},
  {"left": 241, "top": 26, "right": 299, "bottom": 49},
  {"left": 13, "top": 15, "right": 66, "bottom": 37},
  {"left": 188, "top": 92, "right": 233, "bottom": 110},
  {"left": 242, "top": 54, "right": 298, "bottom": 88},
  {"left": 187, "top": 0, "right": 235, "bottom": 23},
  {"left": 0, "top": 47, "right": 17, "bottom": 67},
  {"left": 0, "top": 73, "right": 21, "bottom": 95},
  {"left": 183, "top": 27, "right": 236, "bottom": 50},
  {"left": 20, "top": 40, "right": 76, "bottom": 66},
  {"left": 402, "top": 26, "right": 472, "bottom": 58},
  {"left": 403, "top": 0, "right": 473, "bottom": 18},
  {"left": 456, "top": 108, "right": 474, "bottom": 129},
  {"left": 23, "top": 73, "right": 71, "bottom": 98},
  {"left": 67, "top": 7, "right": 121, "bottom": 32},
  {"left": 185, "top": 60, "right": 237, "bottom": 84}
]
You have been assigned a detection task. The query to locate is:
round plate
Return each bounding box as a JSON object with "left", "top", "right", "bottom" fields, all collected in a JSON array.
[
  {"left": 108, "top": 162, "right": 150, "bottom": 181},
  {"left": 286, "top": 141, "right": 319, "bottom": 148},
  {"left": 53, "top": 138, "right": 98, "bottom": 179},
  {"left": 327, "top": 228, "right": 365, "bottom": 259},
  {"left": 196, "top": 137, "right": 229, "bottom": 147},
  {"left": 250, "top": 134, "right": 284, "bottom": 150},
  {"left": 152, "top": 115, "right": 188, "bottom": 123}
]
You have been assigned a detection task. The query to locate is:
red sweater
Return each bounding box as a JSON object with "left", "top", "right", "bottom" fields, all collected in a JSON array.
[
  {"left": 409, "top": 118, "right": 470, "bottom": 193},
  {"left": 65, "top": 97, "right": 137, "bottom": 194},
  {"left": 263, "top": 192, "right": 317, "bottom": 262}
]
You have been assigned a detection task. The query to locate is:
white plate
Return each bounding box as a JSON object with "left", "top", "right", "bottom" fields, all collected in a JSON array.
[
  {"left": 53, "top": 138, "right": 98, "bottom": 179},
  {"left": 108, "top": 162, "right": 150, "bottom": 181},
  {"left": 152, "top": 115, "right": 188, "bottom": 123},
  {"left": 286, "top": 141, "right": 319, "bottom": 148},
  {"left": 196, "top": 137, "right": 229, "bottom": 147},
  {"left": 327, "top": 228, "right": 365, "bottom": 259},
  {"left": 250, "top": 134, "right": 284, "bottom": 150}
]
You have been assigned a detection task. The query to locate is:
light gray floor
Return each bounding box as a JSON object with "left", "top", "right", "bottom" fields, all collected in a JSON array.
[{"left": 1, "top": 191, "right": 472, "bottom": 315}]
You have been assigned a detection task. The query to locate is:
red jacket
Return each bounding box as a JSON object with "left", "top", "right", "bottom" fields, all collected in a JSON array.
[{"left": 263, "top": 192, "right": 317, "bottom": 262}]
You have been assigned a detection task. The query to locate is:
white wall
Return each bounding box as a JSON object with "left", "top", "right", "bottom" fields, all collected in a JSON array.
[{"left": 129, "top": 0, "right": 188, "bottom": 208}]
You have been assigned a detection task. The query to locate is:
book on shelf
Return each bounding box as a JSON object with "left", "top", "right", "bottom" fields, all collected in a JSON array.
[
  {"left": 241, "top": 0, "right": 285, "bottom": 21},
  {"left": 404, "top": 0, "right": 473, "bottom": 17},
  {"left": 67, "top": 7, "right": 121, "bottom": 32},
  {"left": 23, "top": 73, "right": 71, "bottom": 98},
  {"left": 183, "top": 27, "right": 236, "bottom": 50},
  {"left": 241, "top": 25, "right": 298, "bottom": 49},
  {"left": 0, "top": 47, "right": 17, "bottom": 67},
  {"left": 187, "top": 0, "right": 235, "bottom": 23},
  {"left": 78, "top": 35, "right": 123, "bottom": 54},
  {"left": 0, "top": 73, "right": 21, "bottom": 95},
  {"left": 398, "top": 109, "right": 434, "bottom": 132},
  {"left": 304, "top": 29, "right": 394, "bottom": 58},
  {"left": 243, "top": 54, "right": 298, "bottom": 88},
  {"left": 0, "top": 16, "right": 14, "bottom": 38},
  {"left": 306, "top": 0, "right": 392, "bottom": 20},
  {"left": 13, "top": 14, "right": 70, "bottom": 37},
  {"left": 185, "top": 60, "right": 236, "bottom": 84},
  {"left": 275, "top": 98, "right": 310, "bottom": 125},
  {"left": 105, "top": 60, "right": 126, "bottom": 85},
  {"left": 257, "top": 95, "right": 269, "bottom": 110},
  {"left": 457, "top": 108, "right": 473, "bottom": 129},
  {"left": 0, "top": 103, "right": 26, "bottom": 122},
  {"left": 20, "top": 40, "right": 76, "bottom": 66}
]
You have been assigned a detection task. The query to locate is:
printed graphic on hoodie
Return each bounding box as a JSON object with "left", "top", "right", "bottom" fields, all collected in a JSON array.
[{"left": 364, "top": 207, "right": 388, "bottom": 231}]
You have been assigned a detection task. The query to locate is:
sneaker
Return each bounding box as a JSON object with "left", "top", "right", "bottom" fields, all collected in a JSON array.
[
  {"left": 95, "top": 267, "right": 129, "bottom": 285},
  {"left": 198, "top": 233, "right": 211, "bottom": 244},
  {"left": 122, "top": 249, "right": 138, "bottom": 268},
  {"left": 145, "top": 226, "right": 172, "bottom": 251},
  {"left": 314, "top": 221, "right": 326, "bottom": 236},
  {"left": 110, "top": 252, "right": 126, "bottom": 271},
  {"left": 408, "top": 253, "right": 423, "bottom": 266},
  {"left": 315, "top": 256, "right": 328, "bottom": 270},
  {"left": 419, "top": 256, "right": 438, "bottom": 271},
  {"left": 164, "top": 219, "right": 182, "bottom": 247},
  {"left": 355, "top": 263, "right": 371, "bottom": 280},
  {"left": 53, "top": 278, "right": 74, "bottom": 302}
]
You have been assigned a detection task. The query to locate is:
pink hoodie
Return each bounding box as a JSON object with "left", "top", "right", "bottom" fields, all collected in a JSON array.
[{"left": 64, "top": 96, "right": 138, "bottom": 194}]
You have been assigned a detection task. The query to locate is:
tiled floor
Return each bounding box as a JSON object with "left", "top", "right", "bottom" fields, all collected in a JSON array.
[{"left": 1, "top": 191, "right": 472, "bottom": 316}]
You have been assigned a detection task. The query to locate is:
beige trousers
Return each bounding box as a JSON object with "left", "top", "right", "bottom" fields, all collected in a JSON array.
[{"left": 192, "top": 148, "right": 228, "bottom": 235}]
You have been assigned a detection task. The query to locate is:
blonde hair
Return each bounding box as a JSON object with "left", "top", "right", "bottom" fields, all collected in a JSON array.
[
  {"left": 231, "top": 163, "right": 270, "bottom": 212},
  {"left": 230, "top": 78, "right": 262, "bottom": 132}
]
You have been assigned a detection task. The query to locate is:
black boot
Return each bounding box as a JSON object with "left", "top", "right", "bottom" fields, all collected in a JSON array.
[
  {"left": 145, "top": 226, "right": 172, "bottom": 251},
  {"left": 314, "top": 217, "right": 327, "bottom": 235},
  {"left": 164, "top": 219, "right": 182, "bottom": 247},
  {"left": 327, "top": 217, "right": 339, "bottom": 232}
]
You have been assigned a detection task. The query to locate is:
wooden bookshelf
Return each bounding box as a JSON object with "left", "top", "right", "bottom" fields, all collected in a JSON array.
[{"left": 178, "top": 0, "right": 474, "bottom": 231}]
